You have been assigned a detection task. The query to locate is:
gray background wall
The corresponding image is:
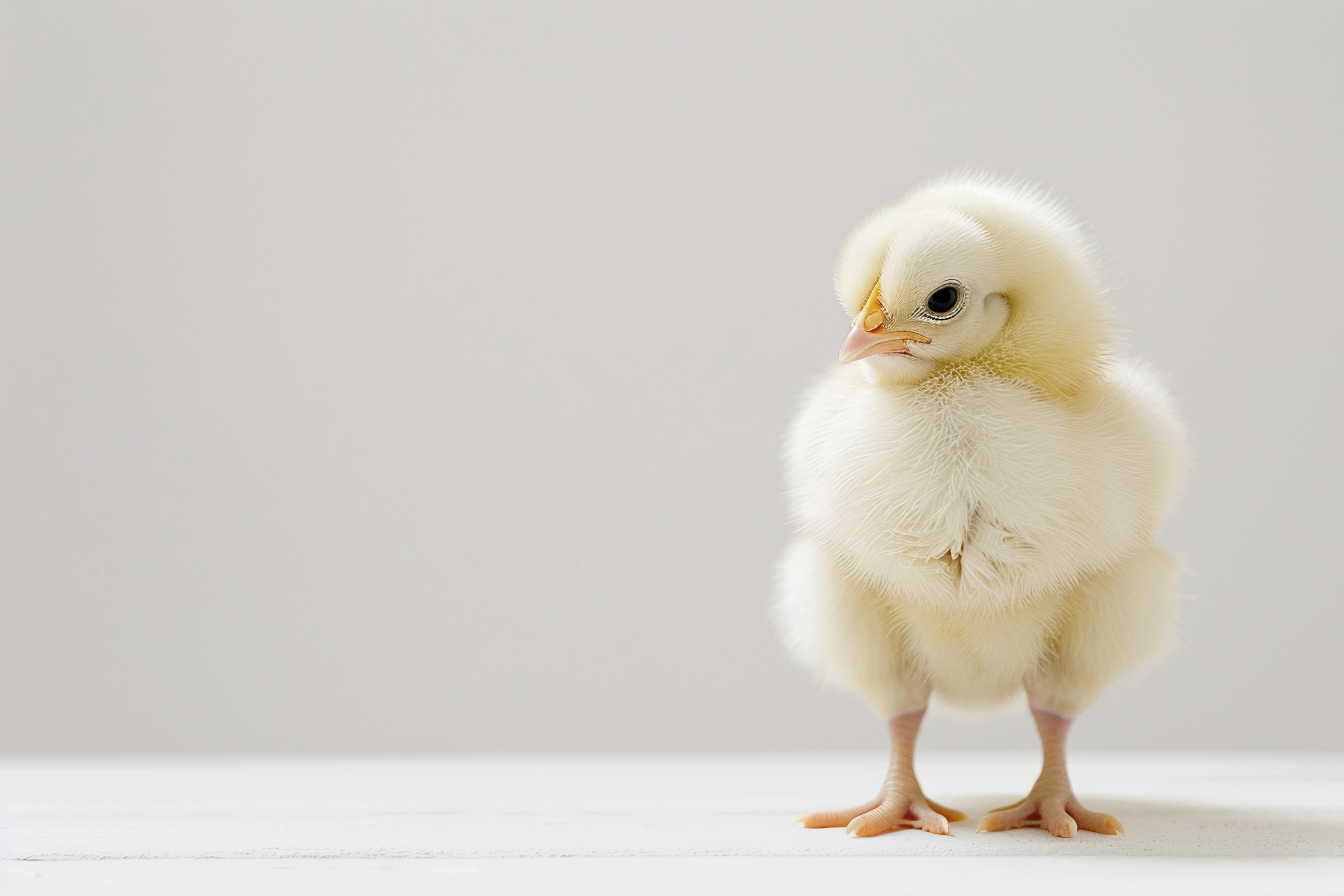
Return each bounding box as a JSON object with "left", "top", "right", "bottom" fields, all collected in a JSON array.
[{"left": 2, "top": 1, "right": 1341, "bottom": 754}]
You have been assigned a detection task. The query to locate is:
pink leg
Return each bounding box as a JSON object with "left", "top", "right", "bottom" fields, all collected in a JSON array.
[
  {"left": 978, "top": 707, "right": 1124, "bottom": 838},
  {"left": 797, "top": 708, "right": 967, "bottom": 837}
]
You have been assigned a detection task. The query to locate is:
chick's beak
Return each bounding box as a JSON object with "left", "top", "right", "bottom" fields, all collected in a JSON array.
[{"left": 839, "top": 281, "right": 931, "bottom": 364}]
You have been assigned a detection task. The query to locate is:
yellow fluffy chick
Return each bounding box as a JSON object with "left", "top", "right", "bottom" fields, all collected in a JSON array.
[{"left": 775, "top": 175, "right": 1187, "bottom": 838}]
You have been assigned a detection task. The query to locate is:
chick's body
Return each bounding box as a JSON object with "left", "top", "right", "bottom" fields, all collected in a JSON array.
[
  {"left": 776, "top": 177, "right": 1187, "bottom": 839},
  {"left": 778, "top": 357, "right": 1183, "bottom": 718}
]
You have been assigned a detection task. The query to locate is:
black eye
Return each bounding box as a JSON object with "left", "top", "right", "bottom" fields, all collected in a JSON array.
[{"left": 926, "top": 285, "right": 960, "bottom": 315}]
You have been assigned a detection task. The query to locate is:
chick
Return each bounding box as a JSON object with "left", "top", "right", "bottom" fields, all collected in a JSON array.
[{"left": 775, "top": 176, "right": 1187, "bottom": 838}]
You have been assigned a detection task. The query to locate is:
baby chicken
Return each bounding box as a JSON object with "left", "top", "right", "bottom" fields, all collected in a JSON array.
[{"left": 775, "top": 176, "right": 1187, "bottom": 838}]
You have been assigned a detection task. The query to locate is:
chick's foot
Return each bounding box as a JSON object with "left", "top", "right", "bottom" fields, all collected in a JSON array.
[
  {"left": 976, "top": 783, "right": 1122, "bottom": 838},
  {"left": 795, "top": 708, "right": 965, "bottom": 837},
  {"left": 798, "top": 789, "right": 966, "bottom": 836},
  {"left": 977, "top": 707, "right": 1122, "bottom": 838}
]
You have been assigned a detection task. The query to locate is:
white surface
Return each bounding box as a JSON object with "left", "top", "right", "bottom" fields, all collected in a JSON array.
[{"left": 2, "top": 753, "right": 1342, "bottom": 894}]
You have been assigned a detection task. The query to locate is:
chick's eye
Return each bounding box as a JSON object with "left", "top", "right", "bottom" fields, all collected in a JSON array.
[{"left": 926, "top": 285, "right": 960, "bottom": 315}]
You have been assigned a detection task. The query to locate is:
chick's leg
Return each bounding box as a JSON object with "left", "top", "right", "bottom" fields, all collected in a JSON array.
[
  {"left": 798, "top": 708, "right": 965, "bottom": 836},
  {"left": 977, "top": 707, "right": 1122, "bottom": 838}
]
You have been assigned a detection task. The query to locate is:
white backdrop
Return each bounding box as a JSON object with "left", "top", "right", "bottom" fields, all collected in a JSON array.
[{"left": 2, "top": 1, "right": 1341, "bottom": 754}]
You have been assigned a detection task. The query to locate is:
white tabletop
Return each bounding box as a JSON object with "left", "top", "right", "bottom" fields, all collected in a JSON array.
[{"left": 2, "top": 753, "right": 1342, "bottom": 894}]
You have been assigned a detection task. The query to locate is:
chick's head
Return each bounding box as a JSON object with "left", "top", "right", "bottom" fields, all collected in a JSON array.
[
  {"left": 838, "top": 207, "right": 1010, "bottom": 386},
  {"left": 833, "top": 176, "right": 1116, "bottom": 396}
]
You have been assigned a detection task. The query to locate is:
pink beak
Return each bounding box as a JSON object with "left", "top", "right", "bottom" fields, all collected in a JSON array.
[
  {"left": 840, "top": 280, "right": 932, "bottom": 363},
  {"left": 839, "top": 320, "right": 932, "bottom": 364}
]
